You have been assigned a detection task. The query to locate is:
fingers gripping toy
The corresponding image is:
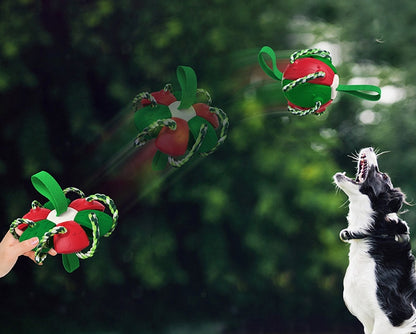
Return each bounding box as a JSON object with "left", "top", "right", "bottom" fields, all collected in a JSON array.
[
  {"left": 258, "top": 46, "right": 381, "bottom": 116},
  {"left": 9, "top": 171, "right": 119, "bottom": 273},
  {"left": 132, "top": 66, "right": 229, "bottom": 170}
]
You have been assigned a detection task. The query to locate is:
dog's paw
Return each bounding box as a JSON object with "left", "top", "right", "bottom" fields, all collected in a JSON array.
[{"left": 339, "top": 229, "right": 350, "bottom": 242}]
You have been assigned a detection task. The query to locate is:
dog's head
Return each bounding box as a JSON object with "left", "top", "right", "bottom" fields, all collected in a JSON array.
[{"left": 334, "top": 147, "right": 404, "bottom": 214}]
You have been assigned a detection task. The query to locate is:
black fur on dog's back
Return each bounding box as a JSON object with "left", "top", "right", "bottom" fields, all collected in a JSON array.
[{"left": 361, "top": 166, "right": 416, "bottom": 327}]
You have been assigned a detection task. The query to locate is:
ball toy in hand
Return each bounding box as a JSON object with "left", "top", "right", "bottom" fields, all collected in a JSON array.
[{"left": 9, "top": 171, "right": 119, "bottom": 273}]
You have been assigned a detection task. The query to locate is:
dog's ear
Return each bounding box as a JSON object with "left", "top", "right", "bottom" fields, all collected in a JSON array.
[
  {"left": 388, "top": 189, "right": 405, "bottom": 213},
  {"left": 368, "top": 182, "right": 384, "bottom": 198},
  {"left": 364, "top": 168, "right": 385, "bottom": 197}
]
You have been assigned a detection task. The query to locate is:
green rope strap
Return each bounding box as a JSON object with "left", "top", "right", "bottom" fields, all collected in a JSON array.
[
  {"left": 76, "top": 213, "right": 100, "bottom": 259},
  {"left": 282, "top": 71, "right": 326, "bottom": 92},
  {"left": 34, "top": 226, "right": 67, "bottom": 263},
  {"left": 200, "top": 107, "right": 229, "bottom": 157},
  {"left": 63, "top": 187, "right": 85, "bottom": 198},
  {"left": 196, "top": 88, "right": 212, "bottom": 105},
  {"left": 132, "top": 92, "right": 157, "bottom": 111},
  {"left": 9, "top": 218, "right": 35, "bottom": 239},
  {"left": 31, "top": 200, "right": 42, "bottom": 209},
  {"left": 168, "top": 124, "right": 208, "bottom": 168},
  {"left": 163, "top": 83, "right": 173, "bottom": 92},
  {"left": 84, "top": 193, "right": 119, "bottom": 237},
  {"left": 290, "top": 48, "right": 332, "bottom": 63},
  {"left": 288, "top": 101, "right": 323, "bottom": 116},
  {"left": 134, "top": 119, "right": 177, "bottom": 147}
]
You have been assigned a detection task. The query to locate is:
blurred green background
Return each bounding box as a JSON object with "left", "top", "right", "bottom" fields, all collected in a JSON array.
[{"left": 1, "top": 0, "right": 415, "bottom": 333}]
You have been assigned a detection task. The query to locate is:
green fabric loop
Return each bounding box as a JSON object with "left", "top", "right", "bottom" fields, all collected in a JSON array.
[
  {"left": 177, "top": 66, "right": 197, "bottom": 109},
  {"left": 31, "top": 171, "right": 68, "bottom": 216},
  {"left": 258, "top": 46, "right": 283, "bottom": 81},
  {"left": 337, "top": 84, "right": 381, "bottom": 101}
]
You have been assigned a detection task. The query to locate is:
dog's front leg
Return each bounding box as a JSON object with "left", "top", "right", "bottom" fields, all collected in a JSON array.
[{"left": 362, "top": 322, "right": 373, "bottom": 334}]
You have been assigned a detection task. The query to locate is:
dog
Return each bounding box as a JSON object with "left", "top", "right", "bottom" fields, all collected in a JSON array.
[{"left": 334, "top": 147, "right": 416, "bottom": 334}]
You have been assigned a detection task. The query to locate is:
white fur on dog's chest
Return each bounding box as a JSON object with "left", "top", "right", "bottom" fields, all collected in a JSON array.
[
  {"left": 343, "top": 241, "right": 379, "bottom": 330},
  {"left": 342, "top": 194, "right": 383, "bottom": 331},
  {"left": 343, "top": 242, "right": 416, "bottom": 334}
]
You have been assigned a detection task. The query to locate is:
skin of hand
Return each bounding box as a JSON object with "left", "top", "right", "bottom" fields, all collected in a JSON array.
[{"left": 0, "top": 229, "right": 57, "bottom": 278}]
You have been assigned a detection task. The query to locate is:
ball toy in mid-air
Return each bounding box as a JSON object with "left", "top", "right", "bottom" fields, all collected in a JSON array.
[
  {"left": 258, "top": 46, "right": 381, "bottom": 116},
  {"left": 132, "top": 66, "right": 229, "bottom": 170},
  {"left": 9, "top": 171, "right": 119, "bottom": 273}
]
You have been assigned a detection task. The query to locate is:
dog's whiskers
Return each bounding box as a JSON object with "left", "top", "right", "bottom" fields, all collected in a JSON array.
[
  {"left": 348, "top": 148, "right": 390, "bottom": 161},
  {"left": 347, "top": 152, "right": 360, "bottom": 162},
  {"left": 375, "top": 149, "right": 390, "bottom": 158},
  {"left": 340, "top": 199, "right": 349, "bottom": 208}
]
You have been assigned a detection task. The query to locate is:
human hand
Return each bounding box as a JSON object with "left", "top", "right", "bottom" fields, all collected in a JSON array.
[{"left": 0, "top": 229, "right": 57, "bottom": 278}]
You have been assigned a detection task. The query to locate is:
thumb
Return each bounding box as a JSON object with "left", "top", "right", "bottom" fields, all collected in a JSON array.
[{"left": 17, "top": 237, "right": 39, "bottom": 255}]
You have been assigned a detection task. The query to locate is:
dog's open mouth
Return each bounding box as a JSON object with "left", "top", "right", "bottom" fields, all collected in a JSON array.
[
  {"left": 353, "top": 147, "right": 378, "bottom": 184},
  {"left": 356, "top": 153, "right": 368, "bottom": 183},
  {"left": 334, "top": 147, "right": 379, "bottom": 186}
]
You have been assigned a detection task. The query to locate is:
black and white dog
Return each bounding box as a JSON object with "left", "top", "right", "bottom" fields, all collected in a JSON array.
[{"left": 334, "top": 147, "right": 416, "bottom": 334}]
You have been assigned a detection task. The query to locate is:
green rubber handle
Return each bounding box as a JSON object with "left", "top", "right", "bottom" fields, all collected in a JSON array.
[
  {"left": 258, "top": 46, "right": 283, "bottom": 81},
  {"left": 177, "top": 66, "right": 197, "bottom": 110},
  {"left": 337, "top": 84, "right": 381, "bottom": 101},
  {"left": 31, "top": 171, "right": 68, "bottom": 216}
]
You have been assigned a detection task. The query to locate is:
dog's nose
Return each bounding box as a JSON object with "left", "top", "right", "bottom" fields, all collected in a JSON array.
[{"left": 335, "top": 173, "right": 344, "bottom": 182}]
